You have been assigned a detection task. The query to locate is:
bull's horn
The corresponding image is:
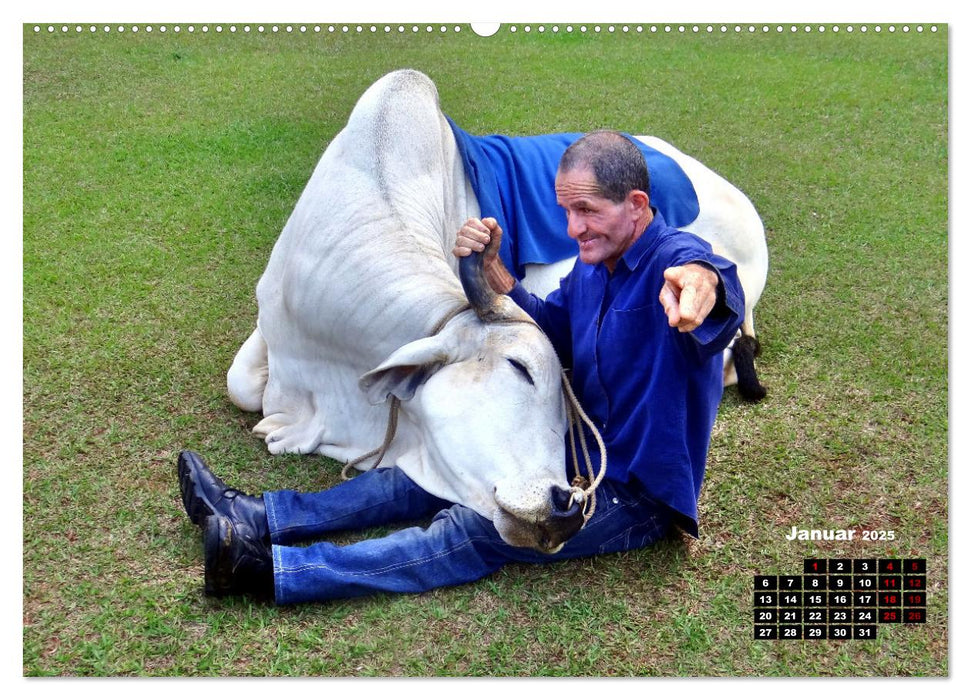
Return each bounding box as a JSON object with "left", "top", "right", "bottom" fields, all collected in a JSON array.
[{"left": 458, "top": 237, "right": 506, "bottom": 323}]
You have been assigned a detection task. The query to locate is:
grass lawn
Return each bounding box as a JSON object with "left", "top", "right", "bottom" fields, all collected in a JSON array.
[{"left": 22, "top": 23, "right": 947, "bottom": 676}]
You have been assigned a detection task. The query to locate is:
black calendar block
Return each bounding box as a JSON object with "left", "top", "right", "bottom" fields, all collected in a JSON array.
[
  {"left": 754, "top": 575, "right": 777, "bottom": 590},
  {"left": 854, "top": 558, "right": 877, "bottom": 573},
  {"left": 904, "top": 558, "right": 926, "bottom": 574},
  {"left": 828, "top": 624, "right": 853, "bottom": 640},
  {"left": 755, "top": 625, "right": 778, "bottom": 640},
  {"left": 829, "top": 559, "right": 853, "bottom": 574},
  {"left": 804, "top": 609, "right": 826, "bottom": 624},
  {"left": 904, "top": 608, "right": 927, "bottom": 624},
  {"left": 829, "top": 608, "right": 852, "bottom": 624},
  {"left": 879, "top": 608, "right": 902, "bottom": 623},
  {"left": 779, "top": 575, "right": 802, "bottom": 591},
  {"left": 854, "top": 591, "right": 877, "bottom": 607},
  {"left": 804, "top": 558, "right": 827, "bottom": 574},
  {"left": 854, "top": 625, "right": 878, "bottom": 640},
  {"left": 904, "top": 591, "right": 926, "bottom": 607},
  {"left": 879, "top": 575, "right": 901, "bottom": 590},
  {"left": 804, "top": 624, "right": 827, "bottom": 639},
  {"left": 879, "top": 559, "right": 902, "bottom": 574},
  {"left": 854, "top": 574, "right": 877, "bottom": 590},
  {"left": 804, "top": 592, "right": 826, "bottom": 607},
  {"left": 754, "top": 591, "right": 777, "bottom": 607},
  {"left": 854, "top": 608, "right": 877, "bottom": 623},
  {"left": 829, "top": 591, "right": 852, "bottom": 607},
  {"left": 904, "top": 575, "right": 926, "bottom": 590},
  {"left": 804, "top": 574, "right": 827, "bottom": 590},
  {"left": 879, "top": 591, "right": 901, "bottom": 607},
  {"left": 755, "top": 609, "right": 777, "bottom": 624},
  {"left": 779, "top": 624, "right": 802, "bottom": 640},
  {"left": 829, "top": 575, "right": 852, "bottom": 591},
  {"left": 779, "top": 608, "right": 802, "bottom": 623},
  {"left": 780, "top": 592, "right": 801, "bottom": 607}
]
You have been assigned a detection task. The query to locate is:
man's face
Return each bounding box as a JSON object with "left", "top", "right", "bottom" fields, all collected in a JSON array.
[{"left": 555, "top": 166, "right": 643, "bottom": 273}]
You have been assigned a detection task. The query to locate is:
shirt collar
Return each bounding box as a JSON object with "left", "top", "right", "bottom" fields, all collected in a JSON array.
[{"left": 615, "top": 207, "right": 666, "bottom": 274}]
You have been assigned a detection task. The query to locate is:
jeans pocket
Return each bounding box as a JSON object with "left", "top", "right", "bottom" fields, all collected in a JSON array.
[{"left": 596, "top": 512, "right": 661, "bottom": 555}]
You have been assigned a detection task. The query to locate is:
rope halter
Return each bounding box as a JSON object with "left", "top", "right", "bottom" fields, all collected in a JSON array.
[{"left": 561, "top": 368, "right": 608, "bottom": 524}]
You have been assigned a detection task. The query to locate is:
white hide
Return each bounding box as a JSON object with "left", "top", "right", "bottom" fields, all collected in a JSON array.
[{"left": 228, "top": 70, "right": 575, "bottom": 550}]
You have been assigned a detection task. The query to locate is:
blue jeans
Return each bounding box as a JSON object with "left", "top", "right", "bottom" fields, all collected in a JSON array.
[{"left": 264, "top": 466, "right": 671, "bottom": 605}]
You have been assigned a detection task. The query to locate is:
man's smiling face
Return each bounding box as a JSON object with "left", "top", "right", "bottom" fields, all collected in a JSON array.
[{"left": 555, "top": 165, "right": 648, "bottom": 273}]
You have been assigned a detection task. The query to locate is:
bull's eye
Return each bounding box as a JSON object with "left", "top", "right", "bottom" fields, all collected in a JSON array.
[{"left": 507, "top": 358, "right": 534, "bottom": 386}]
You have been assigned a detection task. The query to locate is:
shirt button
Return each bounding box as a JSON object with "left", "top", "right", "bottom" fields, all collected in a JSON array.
[{"left": 612, "top": 497, "right": 619, "bottom": 505}]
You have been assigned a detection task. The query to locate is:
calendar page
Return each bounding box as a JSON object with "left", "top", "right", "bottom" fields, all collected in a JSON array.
[{"left": 20, "top": 9, "right": 951, "bottom": 680}]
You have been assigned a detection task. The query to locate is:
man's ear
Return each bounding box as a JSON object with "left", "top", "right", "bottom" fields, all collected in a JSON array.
[
  {"left": 627, "top": 189, "right": 650, "bottom": 219},
  {"left": 359, "top": 335, "right": 451, "bottom": 404}
]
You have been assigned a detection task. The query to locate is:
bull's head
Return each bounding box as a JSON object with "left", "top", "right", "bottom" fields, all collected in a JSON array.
[{"left": 358, "top": 243, "right": 584, "bottom": 554}]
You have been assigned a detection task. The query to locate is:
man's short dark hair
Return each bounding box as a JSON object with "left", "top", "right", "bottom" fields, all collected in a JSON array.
[{"left": 558, "top": 131, "right": 650, "bottom": 203}]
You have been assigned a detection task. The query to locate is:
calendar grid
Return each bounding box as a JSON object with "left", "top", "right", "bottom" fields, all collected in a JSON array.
[{"left": 754, "top": 558, "right": 926, "bottom": 639}]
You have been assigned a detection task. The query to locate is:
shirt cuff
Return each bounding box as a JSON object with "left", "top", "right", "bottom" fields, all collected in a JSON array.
[
  {"left": 507, "top": 281, "right": 533, "bottom": 309},
  {"left": 684, "top": 259, "right": 743, "bottom": 349}
]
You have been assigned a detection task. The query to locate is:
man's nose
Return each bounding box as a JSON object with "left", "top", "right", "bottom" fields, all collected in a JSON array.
[{"left": 566, "top": 213, "right": 585, "bottom": 238}]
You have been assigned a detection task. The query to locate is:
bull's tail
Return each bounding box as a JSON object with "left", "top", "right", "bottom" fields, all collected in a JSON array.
[{"left": 731, "top": 333, "right": 766, "bottom": 402}]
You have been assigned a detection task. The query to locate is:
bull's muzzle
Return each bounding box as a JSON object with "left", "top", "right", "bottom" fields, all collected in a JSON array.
[{"left": 494, "top": 484, "right": 586, "bottom": 554}]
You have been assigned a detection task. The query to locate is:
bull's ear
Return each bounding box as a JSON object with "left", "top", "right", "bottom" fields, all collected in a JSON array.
[{"left": 359, "top": 335, "right": 450, "bottom": 404}]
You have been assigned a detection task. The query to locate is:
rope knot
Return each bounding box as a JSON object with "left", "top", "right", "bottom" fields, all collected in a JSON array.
[{"left": 568, "top": 483, "right": 589, "bottom": 508}]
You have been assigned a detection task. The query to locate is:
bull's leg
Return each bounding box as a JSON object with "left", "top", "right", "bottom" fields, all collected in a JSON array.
[
  {"left": 227, "top": 327, "right": 269, "bottom": 412},
  {"left": 251, "top": 360, "right": 376, "bottom": 457},
  {"left": 253, "top": 408, "right": 327, "bottom": 456},
  {"left": 228, "top": 327, "right": 328, "bottom": 452},
  {"left": 722, "top": 344, "right": 738, "bottom": 387}
]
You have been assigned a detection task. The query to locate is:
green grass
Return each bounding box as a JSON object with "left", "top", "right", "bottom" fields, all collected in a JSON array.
[{"left": 23, "top": 23, "right": 947, "bottom": 676}]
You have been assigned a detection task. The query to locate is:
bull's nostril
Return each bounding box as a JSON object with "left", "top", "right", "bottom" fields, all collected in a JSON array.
[
  {"left": 547, "top": 485, "right": 584, "bottom": 546},
  {"left": 550, "top": 485, "right": 575, "bottom": 514}
]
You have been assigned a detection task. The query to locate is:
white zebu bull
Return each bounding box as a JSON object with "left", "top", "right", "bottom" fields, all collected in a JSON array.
[{"left": 227, "top": 69, "right": 767, "bottom": 553}]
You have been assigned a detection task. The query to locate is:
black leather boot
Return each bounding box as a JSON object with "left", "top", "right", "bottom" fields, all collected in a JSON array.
[
  {"left": 204, "top": 514, "right": 274, "bottom": 599},
  {"left": 177, "top": 450, "right": 270, "bottom": 544}
]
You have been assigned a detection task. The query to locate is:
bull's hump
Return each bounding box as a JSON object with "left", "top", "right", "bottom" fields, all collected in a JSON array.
[
  {"left": 342, "top": 70, "right": 442, "bottom": 170},
  {"left": 320, "top": 71, "right": 451, "bottom": 236}
]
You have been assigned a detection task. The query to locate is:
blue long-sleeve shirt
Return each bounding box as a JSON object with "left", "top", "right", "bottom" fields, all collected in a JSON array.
[{"left": 508, "top": 210, "right": 744, "bottom": 536}]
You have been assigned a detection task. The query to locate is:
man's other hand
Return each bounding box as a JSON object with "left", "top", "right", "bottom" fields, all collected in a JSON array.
[{"left": 659, "top": 264, "right": 719, "bottom": 332}]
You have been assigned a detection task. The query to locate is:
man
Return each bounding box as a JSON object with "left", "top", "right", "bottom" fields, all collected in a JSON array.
[{"left": 179, "top": 130, "right": 744, "bottom": 604}]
